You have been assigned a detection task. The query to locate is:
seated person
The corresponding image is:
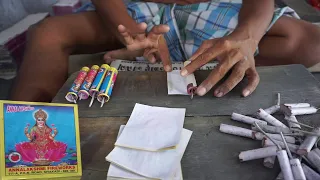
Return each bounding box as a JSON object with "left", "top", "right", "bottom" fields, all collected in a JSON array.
[{"left": 10, "top": 0, "right": 320, "bottom": 102}]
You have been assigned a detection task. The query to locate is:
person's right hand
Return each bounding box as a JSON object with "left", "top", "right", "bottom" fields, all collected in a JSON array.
[{"left": 104, "top": 23, "right": 172, "bottom": 72}]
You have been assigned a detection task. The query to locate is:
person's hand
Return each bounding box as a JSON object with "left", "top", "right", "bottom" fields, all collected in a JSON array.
[
  {"left": 181, "top": 32, "right": 260, "bottom": 97},
  {"left": 104, "top": 23, "right": 172, "bottom": 72}
]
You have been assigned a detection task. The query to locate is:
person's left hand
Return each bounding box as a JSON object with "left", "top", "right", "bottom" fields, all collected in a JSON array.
[{"left": 181, "top": 31, "right": 260, "bottom": 97}]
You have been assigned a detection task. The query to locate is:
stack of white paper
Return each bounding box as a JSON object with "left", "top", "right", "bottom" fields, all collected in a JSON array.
[{"left": 105, "top": 103, "right": 192, "bottom": 180}]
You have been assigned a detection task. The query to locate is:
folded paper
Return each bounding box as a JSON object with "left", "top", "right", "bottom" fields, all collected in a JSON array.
[{"left": 115, "top": 103, "right": 185, "bottom": 151}]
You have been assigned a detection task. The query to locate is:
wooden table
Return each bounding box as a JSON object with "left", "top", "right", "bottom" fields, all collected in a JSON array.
[{"left": 53, "top": 64, "right": 320, "bottom": 180}]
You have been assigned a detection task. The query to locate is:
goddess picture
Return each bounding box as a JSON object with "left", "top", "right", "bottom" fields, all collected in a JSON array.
[{"left": 15, "top": 109, "right": 67, "bottom": 166}]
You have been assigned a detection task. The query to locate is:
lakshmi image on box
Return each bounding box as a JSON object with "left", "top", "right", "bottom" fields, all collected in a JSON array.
[{"left": 4, "top": 104, "right": 78, "bottom": 167}]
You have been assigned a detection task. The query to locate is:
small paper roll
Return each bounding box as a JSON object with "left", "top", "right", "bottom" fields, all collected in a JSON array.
[
  {"left": 277, "top": 150, "right": 294, "bottom": 180},
  {"left": 257, "top": 109, "right": 288, "bottom": 128},
  {"left": 314, "top": 148, "right": 320, "bottom": 157},
  {"left": 251, "top": 124, "right": 291, "bottom": 134},
  {"left": 301, "top": 163, "right": 320, "bottom": 180},
  {"left": 284, "top": 103, "right": 311, "bottom": 108},
  {"left": 284, "top": 115, "right": 301, "bottom": 129},
  {"left": 290, "top": 158, "right": 306, "bottom": 180},
  {"left": 263, "top": 156, "right": 276, "bottom": 169},
  {"left": 282, "top": 105, "right": 318, "bottom": 116},
  {"left": 254, "top": 105, "right": 280, "bottom": 118},
  {"left": 219, "top": 124, "right": 253, "bottom": 139},
  {"left": 263, "top": 138, "right": 298, "bottom": 153},
  {"left": 239, "top": 146, "right": 278, "bottom": 162},
  {"left": 231, "top": 113, "right": 267, "bottom": 126},
  {"left": 253, "top": 132, "right": 296, "bottom": 144},
  {"left": 275, "top": 172, "right": 284, "bottom": 180},
  {"left": 306, "top": 150, "right": 320, "bottom": 173},
  {"left": 297, "top": 127, "right": 320, "bottom": 155}
]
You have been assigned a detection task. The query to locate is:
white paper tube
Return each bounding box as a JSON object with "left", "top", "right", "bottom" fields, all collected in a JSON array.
[
  {"left": 264, "top": 156, "right": 276, "bottom": 169},
  {"left": 277, "top": 150, "right": 294, "bottom": 180},
  {"left": 284, "top": 103, "right": 311, "bottom": 108},
  {"left": 302, "top": 163, "right": 320, "bottom": 180},
  {"left": 290, "top": 158, "right": 306, "bottom": 180},
  {"left": 306, "top": 150, "right": 320, "bottom": 173},
  {"left": 284, "top": 115, "right": 301, "bottom": 129},
  {"left": 263, "top": 139, "right": 298, "bottom": 153},
  {"left": 257, "top": 109, "right": 288, "bottom": 128},
  {"left": 286, "top": 107, "right": 318, "bottom": 116},
  {"left": 253, "top": 132, "right": 296, "bottom": 144},
  {"left": 275, "top": 172, "right": 284, "bottom": 180},
  {"left": 231, "top": 113, "right": 267, "bottom": 125},
  {"left": 219, "top": 124, "right": 253, "bottom": 139},
  {"left": 252, "top": 125, "right": 292, "bottom": 134},
  {"left": 239, "top": 146, "right": 278, "bottom": 162},
  {"left": 264, "top": 105, "right": 281, "bottom": 115},
  {"left": 314, "top": 148, "right": 320, "bottom": 157},
  {"left": 255, "top": 105, "right": 280, "bottom": 118},
  {"left": 297, "top": 128, "right": 320, "bottom": 155}
]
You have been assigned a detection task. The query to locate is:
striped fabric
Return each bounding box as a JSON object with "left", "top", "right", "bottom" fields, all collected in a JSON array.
[{"left": 94, "top": 1, "right": 299, "bottom": 62}]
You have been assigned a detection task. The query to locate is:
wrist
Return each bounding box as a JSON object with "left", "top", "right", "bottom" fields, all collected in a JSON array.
[{"left": 230, "top": 24, "right": 262, "bottom": 43}]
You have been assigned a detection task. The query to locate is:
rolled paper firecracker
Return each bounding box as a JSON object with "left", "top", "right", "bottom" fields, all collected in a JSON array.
[
  {"left": 263, "top": 138, "right": 298, "bottom": 153},
  {"left": 251, "top": 124, "right": 292, "bottom": 134},
  {"left": 238, "top": 146, "right": 278, "bottom": 162},
  {"left": 306, "top": 150, "right": 320, "bottom": 173},
  {"left": 275, "top": 173, "right": 284, "bottom": 180},
  {"left": 88, "top": 64, "right": 110, "bottom": 107},
  {"left": 284, "top": 115, "right": 301, "bottom": 129},
  {"left": 257, "top": 108, "right": 288, "bottom": 128},
  {"left": 277, "top": 150, "right": 294, "bottom": 180},
  {"left": 301, "top": 163, "right": 320, "bottom": 180},
  {"left": 284, "top": 103, "right": 311, "bottom": 108},
  {"left": 263, "top": 156, "right": 276, "bottom": 169},
  {"left": 183, "top": 61, "right": 197, "bottom": 97},
  {"left": 262, "top": 137, "right": 276, "bottom": 169},
  {"left": 252, "top": 132, "right": 296, "bottom": 144},
  {"left": 78, "top": 65, "right": 99, "bottom": 100},
  {"left": 290, "top": 158, "right": 306, "bottom": 180},
  {"left": 314, "top": 148, "right": 320, "bottom": 157},
  {"left": 254, "top": 105, "right": 280, "bottom": 118},
  {"left": 281, "top": 105, "right": 318, "bottom": 116},
  {"left": 97, "top": 67, "right": 118, "bottom": 107},
  {"left": 231, "top": 112, "right": 267, "bottom": 126},
  {"left": 219, "top": 124, "right": 253, "bottom": 139},
  {"left": 65, "top": 66, "right": 89, "bottom": 103},
  {"left": 297, "top": 127, "right": 320, "bottom": 155}
]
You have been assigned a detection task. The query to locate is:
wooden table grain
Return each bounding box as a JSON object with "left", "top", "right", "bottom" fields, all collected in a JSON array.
[{"left": 52, "top": 64, "right": 320, "bottom": 180}]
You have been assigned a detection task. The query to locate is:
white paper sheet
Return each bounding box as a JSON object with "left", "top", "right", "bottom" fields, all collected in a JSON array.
[
  {"left": 115, "top": 103, "right": 185, "bottom": 151},
  {"left": 106, "top": 128, "right": 192, "bottom": 179},
  {"left": 107, "top": 125, "right": 183, "bottom": 180},
  {"left": 167, "top": 70, "right": 197, "bottom": 95}
]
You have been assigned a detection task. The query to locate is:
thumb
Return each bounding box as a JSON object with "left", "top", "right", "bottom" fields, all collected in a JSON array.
[{"left": 104, "top": 48, "right": 143, "bottom": 63}]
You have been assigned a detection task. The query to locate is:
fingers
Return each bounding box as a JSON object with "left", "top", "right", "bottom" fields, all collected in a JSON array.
[
  {"left": 148, "top": 25, "right": 170, "bottom": 43},
  {"left": 143, "top": 48, "right": 158, "bottom": 63},
  {"left": 213, "top": 61, "right": 245, "bottom": 97},
  {"left": 181, "top": 40, "right": 229, "bottom": 76},
  {"left": 196, "top": 49, "right": 243, "bottom": 96},
  {"left": 188, "top": 40, "right": 213, "bottom": 62},
  {"left": 135, "top": 23, "right": 147, "bottom": 42},
  {"left": 104, "top": 48, "right": 143, "bottom": 63},
  {"left": 242, "top": 67, "right": 260, "bottom": 97},
  {"left": 118, "top": 25, "right": 134, "bottom": 45},
  {"left": 157, "top": 35, "right": 172, "bottom": 72}
]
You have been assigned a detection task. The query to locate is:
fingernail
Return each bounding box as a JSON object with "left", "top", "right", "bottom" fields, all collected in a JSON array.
[
  {"left": 165, "top": 65, "right": 171, "bottom": 72},
  {"left": 197, "top": 87, "right": 206, "bottom": 96},
  {"left": 180, "top": 69, "right": 188, "bottom": 76},
  {"left": 215, "top": 90, "right": 223, "bottom": 97},
  {"left": 243, "top": 90, "right": 250, "bottom": 97}
]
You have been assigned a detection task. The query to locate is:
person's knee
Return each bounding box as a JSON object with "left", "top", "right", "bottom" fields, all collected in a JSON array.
[
  {"left": 289, "top": 23, "right": 320, "bottom": 67},
  {"left": 26, "top": 17, "right": 72, "bottom": 51}
]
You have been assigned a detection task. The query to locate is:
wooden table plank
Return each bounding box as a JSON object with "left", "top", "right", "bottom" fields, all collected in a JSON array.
[
  {"left": 53, "top": 65, "right": 320, "bottom": 117},
  {"left": 79, "top": 115, "right": 320, "bottom": 180}
]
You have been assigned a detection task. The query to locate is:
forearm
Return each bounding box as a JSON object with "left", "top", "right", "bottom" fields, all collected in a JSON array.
[
  {"left": 233, "top": 0, "right": 274, "bottom": 41},
  {"left": 92, "top": 0, "right": 140, "bottom": 44}
]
